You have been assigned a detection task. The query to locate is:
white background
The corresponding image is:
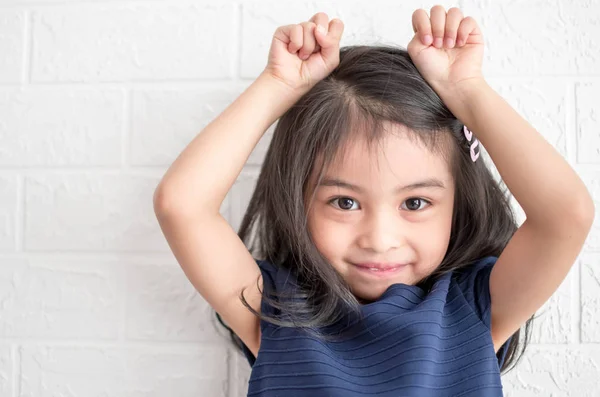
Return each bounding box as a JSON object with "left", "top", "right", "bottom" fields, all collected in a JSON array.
[{"left": 0, "top": 0, "right": 599, "bottom": 396}]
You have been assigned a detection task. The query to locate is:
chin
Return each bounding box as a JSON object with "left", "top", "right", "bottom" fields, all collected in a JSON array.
[{"left": 349, "top": 282, "right": 391, "bottom": 303}]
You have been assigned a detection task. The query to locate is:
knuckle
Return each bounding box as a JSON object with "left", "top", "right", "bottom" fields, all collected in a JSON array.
[
  {"left": 315, "top": 12, "right": 329, "bottom": 20},
  {"left": 292, "top": 29, "right": 302, "bottom": 42}
]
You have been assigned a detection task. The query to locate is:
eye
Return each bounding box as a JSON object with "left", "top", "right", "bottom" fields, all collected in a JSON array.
[
  {"left": 401, "top": 198, "right": 431, "bottom": 211},
  {"left": 329, "top": 197, "right": 360, "bottom": 211}
]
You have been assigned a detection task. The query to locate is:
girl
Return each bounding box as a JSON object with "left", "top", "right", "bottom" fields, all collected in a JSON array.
[{"left": 154, "top": 6, "right": 595, "bottom": 397}]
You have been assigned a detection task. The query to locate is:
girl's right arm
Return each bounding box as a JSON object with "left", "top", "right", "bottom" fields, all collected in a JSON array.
[
  {"left": 153, "top": 73, "right": 301, "bottom": 355},
  {"left": 153, "top": 13, "right": 344, "bottom": 356}
]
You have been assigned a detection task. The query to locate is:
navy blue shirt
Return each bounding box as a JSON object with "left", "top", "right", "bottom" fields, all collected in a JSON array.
[{"left": 240, "top": 256, "right": 511, "bottom": 397}]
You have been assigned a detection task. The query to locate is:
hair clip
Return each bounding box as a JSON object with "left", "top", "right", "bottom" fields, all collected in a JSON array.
[{"left": 463, "top": 125, "right": 480, "bottom": 163}]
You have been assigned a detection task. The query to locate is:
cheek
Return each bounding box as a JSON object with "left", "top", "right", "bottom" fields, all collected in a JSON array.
[
  {"left": 415, "top": 210, "right": 454, "bottom": 273},
  {"left": 308, "top": 212, "right": 351, "bottom": 259}
]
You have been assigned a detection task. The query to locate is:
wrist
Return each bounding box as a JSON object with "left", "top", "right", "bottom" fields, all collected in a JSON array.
[
  {"left": 244, "top": 72, "right": 309, "bottom": 123},
  {"left": 257, "top": 71, "right": 311, "bottom": 101},
  {"left": 437, "top": 78, "right": 492, "bottom": 123}
]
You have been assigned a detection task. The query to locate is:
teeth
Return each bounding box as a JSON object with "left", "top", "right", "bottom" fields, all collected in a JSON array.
[{"left": 355, "top": 264, "right": 401, "bottom": 272}]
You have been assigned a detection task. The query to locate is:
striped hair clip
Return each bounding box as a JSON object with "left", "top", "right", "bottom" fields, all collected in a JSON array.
[{"left": 463, "top": 125, "right": 480, "bottom": 163}]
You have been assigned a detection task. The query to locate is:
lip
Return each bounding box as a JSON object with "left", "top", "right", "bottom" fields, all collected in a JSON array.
[
  {"left": 352, "top": 262, "right": 408, "bottom": 277},
  {"left": 355, "top": 262, "right": 408, "bottom": 270}
]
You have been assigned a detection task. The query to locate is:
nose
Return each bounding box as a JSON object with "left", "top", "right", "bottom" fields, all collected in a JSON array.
[{"left": 357, "top": 208, "right": 402, "bottom": 254}]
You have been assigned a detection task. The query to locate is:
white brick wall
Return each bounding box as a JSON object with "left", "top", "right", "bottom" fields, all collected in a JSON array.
[{"left": 0, "top": 0, "right": 598, "bottom": 396}]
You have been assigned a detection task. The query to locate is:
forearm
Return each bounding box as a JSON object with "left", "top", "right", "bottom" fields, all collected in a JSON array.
[
  {"left": 441, "top": 80, "right": 594, "bottom": 230},
  {"left": 155, "top": 72, "right": 303, "bottom": 216}
]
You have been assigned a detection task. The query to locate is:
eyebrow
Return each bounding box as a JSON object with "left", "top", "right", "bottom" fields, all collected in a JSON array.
[{"left": 317, "top": 177, "right": 447, "bottom": 193}]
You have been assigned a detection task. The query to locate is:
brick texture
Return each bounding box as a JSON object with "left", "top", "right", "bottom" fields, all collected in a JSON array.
[{"left": 0, "top": 1, "right": 598, "bottom": 396}]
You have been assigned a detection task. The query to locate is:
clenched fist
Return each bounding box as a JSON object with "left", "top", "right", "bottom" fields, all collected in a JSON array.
[
  {"left": 407, "top": 5, "right": 485, "bottom": 97},
  {"left": 263, "top": 12, "right": 345, "bottom": 93}
]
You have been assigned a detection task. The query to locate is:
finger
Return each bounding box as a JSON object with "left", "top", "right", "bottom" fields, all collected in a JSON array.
[
  {"left": 444, "top": 7, "right": 463, "bottom": 49},
  {"left": 299, "top": 22, "right": 317, "bottom": 60},
  {"left": 273, "top": 24, "right": 292, "bottom": 45},
  {"left": 315, "top": 18, "right": 344, "bottom": 68},
  {"left": 412, "top": 9, "right": 432, "bottom": 46},
  {"left": 456, "top": 16, "right": 482, "bottom": 46},
  {"left": 430, "top": 5, "right": 446, "bottom": 49},
  {"left": 315, "top": 18, "right": 344, "bottom": 49},
  {"left": 309, "top": 12, "right": 329, "bottom": 52},
  {"left": 273, "top": 24, "right": 298, "bottom": 54},
  {"left": 286, "top": 24, "right": 303, "bottom": 54}
]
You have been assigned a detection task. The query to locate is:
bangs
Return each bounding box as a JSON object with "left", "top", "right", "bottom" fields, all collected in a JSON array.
[{"left": 302, "top": 96, "right": 455, "bottom": 215}]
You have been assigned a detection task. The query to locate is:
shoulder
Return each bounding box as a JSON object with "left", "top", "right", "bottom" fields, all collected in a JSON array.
[
  {"left": 450, "top": 256, "right": 514, "bottom": 367},
  {"left": 451, "top": 256, "right": 499, "bottom": 328},
  {"left": 453, "top": 256, "right": 498, "bottom": 280},
  {"left": 253, "top": 258, "right": 301, "bottom": 314},
  {"left": 238, "top": 258, "right": 284, "bottom": 367},
  {"left": 255, "top": 258, "right": 278, "bottom": 286},
  {"left": 254, "top": 258, "right": 296, "bottom": 292},
  {"left": 452, "top": 256, "right": 498, "bottom": 288}
]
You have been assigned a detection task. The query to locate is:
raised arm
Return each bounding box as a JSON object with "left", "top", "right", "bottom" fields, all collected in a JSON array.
[
  {"left": 448, "top": 80, "right": 594, "bottom": 351},
  {"left": 153, "top": 73, "right": 299, "bottom": 355},
  {"left": 410, "top": 5, "right": 595, "bottom": 352},
  {"left": 153, "top": 13, "right": 344, "bottom": 356}
]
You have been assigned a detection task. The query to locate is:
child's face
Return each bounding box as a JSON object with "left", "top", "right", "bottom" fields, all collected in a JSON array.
[{"left": 306, "top": 123, "right": 455, "bottom": 302}]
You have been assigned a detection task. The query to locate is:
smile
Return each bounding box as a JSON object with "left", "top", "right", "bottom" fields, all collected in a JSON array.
[{"left": 352, "top": 263, "right": 408, "bottom": 277}]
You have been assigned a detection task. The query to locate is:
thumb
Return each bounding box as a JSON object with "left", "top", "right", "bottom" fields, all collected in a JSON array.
[{"left": 407, "top": 33, "right": 430, "bottom": 58}]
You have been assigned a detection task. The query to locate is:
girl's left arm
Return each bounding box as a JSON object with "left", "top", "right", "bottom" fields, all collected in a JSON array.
[{"left": 442, "top": 80, "right": 595, "bottom": 352}]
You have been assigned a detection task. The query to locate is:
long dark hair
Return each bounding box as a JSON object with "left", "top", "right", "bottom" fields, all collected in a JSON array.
[{"left": 216, "top": 44, "right": 532, "bottom": 374}]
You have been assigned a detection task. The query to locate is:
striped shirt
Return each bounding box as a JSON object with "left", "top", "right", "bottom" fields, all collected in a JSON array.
[{"left": 241, "top": 256, "right": 511, "bottom": 397}]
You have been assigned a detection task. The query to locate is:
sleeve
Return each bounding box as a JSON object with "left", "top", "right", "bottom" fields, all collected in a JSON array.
[
  {"left": 456, "top": 256, "right": 512, "bottom": 368},
  {"left": 239, "top": 258, "right": 280, "bottom": 367},
  {"left": 255, "top": 258, "right": 280, "bottom": 317}
]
